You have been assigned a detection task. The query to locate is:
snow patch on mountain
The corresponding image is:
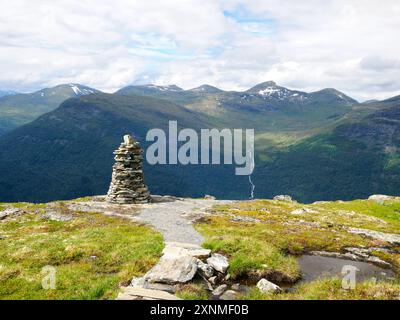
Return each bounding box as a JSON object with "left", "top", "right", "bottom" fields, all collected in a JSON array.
[
  {"left": 148, "top": 85, "right": 182, "bottom": 92},
  {"left": 69, "top": 84, "right": 96, "bottom": 96},
  {"left": 258, "top": 86, "right": 308, "bottom": 101}
]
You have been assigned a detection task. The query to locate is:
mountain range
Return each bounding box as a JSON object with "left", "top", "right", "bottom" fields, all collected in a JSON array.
[
  {"left": 0, "top": 81, "right": 399, "bottom": 203},
  {"left": 0, "top": 90, "right": 18, "bottom": 98},
  {"left": 0, "top": 84, "right": 99, "bottom": 135}
]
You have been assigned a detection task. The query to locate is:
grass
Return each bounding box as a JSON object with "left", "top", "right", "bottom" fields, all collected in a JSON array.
[
  {"left": 0, "top": 203, "right": 164, "bottom": 300},
  {"left": 175, "top": 283, "right": 210, "bottom": 300},
  {"left": 195, "top": 198, "right": 400, "bottom": 288}
]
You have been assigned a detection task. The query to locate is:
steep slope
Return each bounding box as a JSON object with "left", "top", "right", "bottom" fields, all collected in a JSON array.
[
  {"left": 0, "top": 84, "right": 99, "bottom": 134},
  {"left": 0, "top": 82, "right": 394, "bottom": 204},
  {"left": 0, "top": 93, "right": 247, "bottom": 202},
  {"left": 253, "top": 103, "right": 400, "bottom": 202}
]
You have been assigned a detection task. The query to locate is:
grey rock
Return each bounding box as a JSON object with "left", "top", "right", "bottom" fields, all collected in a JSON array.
[
  {"left": 344, "top": 247, "right": 370, "bottom": 258},
  {"left": 230, "top": 215, "right": 261, "bottom": 223},
  {"left": 257, "top": 279, "right": 282, "bottom": 293},
  {"left": 368, "top": 195, "right": 396, "bottom": 203},
  {"left": 163, "top": 242, "right": 211, "bottom": 259},
  {"left": 204, "top": 195, "right": 216, "bottom": 200},
  {"left": 144, "top": 256, "right": 198, "bottom": 284},
  {"left": 144, "top": 282, "right": 177, "bottom": 293},
  {"left": 130, "top": 277, "right": 146, "bottom": 287},
  {"left": 231, "top": 283, "right": 249, "bottom": 293},
  {"left": 208, "top": 276, "right": 217, "bottom": 285},
  {"left": 212, "top": 284, "right": 228, "bottom": 296},
  {"left": 150, "top": 195, "right": 183, "bottom": 203},
  {"left": 366, "top": 256, "right": 392, "bottom": 268},
  {"left": 348, "top": 228, "right": 400, "bottom": 245},
  {"left": 273, "top": 195, "right": 293, "bottom": 202},
  {"left": 42, "top": 210, "right": 73, "bottom": 222},
  {"left": 123, "top": 134, "right": 135, "bottom": 145},
  {"left": 196, "top": 260, "right": 214, "bottom": 278},
  {"left": 0, "top": 208, "right": 22, "bottom": 220},
  {"left": 117, "top": 286, "right": 181, "bottom": 300},
  {"left": 310, "top": 251, "right": 341, "bottom": 258},
  {"left": 290, "top": 208, "right": 318, "bottom": 215},
  {"left": 219, "top": 290, "right": 239, "bottom": 300},
  {"left": 207, "top": 253, "right": 229, "bottom": 273}
]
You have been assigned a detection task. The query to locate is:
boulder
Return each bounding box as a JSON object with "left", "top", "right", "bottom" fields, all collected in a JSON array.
[
  {"left": 219, "top": 290, "right": 239, "bottom": 300},
  {"left": 273, "top": 195, "right": 293, "bottom": 202},
  {"left": 144, "top": 256, "right": 198, "bottom": 284},
  {"left": 196, "top": 260, "right": 214, "bottom": 278},
  {"left": 231, "top": 283, "right": 248, "bottom": 293},
  {"left": 368, "top": 195, "right": 395, "bottom": 202},
  {"left": 256, "top": 279, "right": 282, "bottom": 293},
  {"left": 207, "top": 253, "right": 229, "bottom": 273},
  {"left": 348, "top": 228, "right": 400, "bottom": 245},
  {"left": 0, "top": 208, "right": 22, "bottom": 220},
  {"left": 290, "top": 208, "right": 318, "bottom": 215},
  {"left": 212, "top": 284, "right": 227, "bottom": 296}
]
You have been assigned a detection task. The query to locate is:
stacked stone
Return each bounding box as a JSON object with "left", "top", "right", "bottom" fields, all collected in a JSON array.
[{"left": 106, "top": 135, "right": 150, "bottom": 204}]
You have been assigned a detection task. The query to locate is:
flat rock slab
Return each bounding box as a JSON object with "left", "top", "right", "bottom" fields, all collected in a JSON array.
[
  {"left": 163, "top": 242, "right": 211, "bottom": 259},
  {"left": 348, "top": 228, "right": 400, "bottom": 245},
  {"left": 144, "top": 255, "right": 198, "bottom": 284},
  {"left": 117, "top": 286, "right": 181, "bottom": 300},
  {"left": 0, "top": 208, "right": 22, "bottom": 220}
]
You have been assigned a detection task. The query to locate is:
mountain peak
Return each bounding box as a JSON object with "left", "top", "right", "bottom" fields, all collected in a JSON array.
[
  {"left": 33, "top": 84, "right": 99, "bottom": 98},
  {"left": 311, "top": 88, "right": 358, "bottom": 105},
  {"left": 67, "top": 84, "right": 98, "bottom": 96},
  {"left": 189, "top": 84, "right": 222, "bottom": 93},
  {"left": 245, "top": 81, "right": 309, "bottom": 101},
  {"left": 247, "top": 81, "right": 277, "bottom": 92},
  {"left": 145, "top": 84, "right": 183, "bottom": 92}
]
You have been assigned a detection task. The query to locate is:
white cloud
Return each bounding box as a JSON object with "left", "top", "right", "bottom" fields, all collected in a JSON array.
[{"left": 0, "top": 0, "right": 399, "bottom": 100}]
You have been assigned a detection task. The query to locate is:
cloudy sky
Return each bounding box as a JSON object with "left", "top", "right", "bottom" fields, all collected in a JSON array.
[{"left": 0, "top": 0, "right": 399, "bottom": 101}]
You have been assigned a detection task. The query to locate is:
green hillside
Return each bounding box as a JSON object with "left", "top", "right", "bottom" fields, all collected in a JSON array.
[
  {"left": 253, "top": 103, "right": 400, "bottom": 202},
  {"left": 0, "top": 82, "right": 399, "bottom": 203},
  {"left": 0, "top": 84, "right": 99, "bottom": 135}
]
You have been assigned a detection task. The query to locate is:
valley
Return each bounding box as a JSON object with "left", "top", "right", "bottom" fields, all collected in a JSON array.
[{"left": 0, "top": 81, "right": 399, "bottom": 203}]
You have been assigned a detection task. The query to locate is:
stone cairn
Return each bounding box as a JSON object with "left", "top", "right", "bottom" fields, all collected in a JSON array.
[{"left": 106, "top": 135, "right": 150, "bottom": 204}]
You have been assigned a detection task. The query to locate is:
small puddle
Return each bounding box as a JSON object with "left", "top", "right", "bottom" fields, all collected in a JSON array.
[{"left": 298, "top": 255, "right": 395, "bottom": 283}]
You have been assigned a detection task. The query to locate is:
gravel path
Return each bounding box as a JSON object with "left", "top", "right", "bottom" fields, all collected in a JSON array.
[
  {"left": 66, "top": 196, "right": 232, "bottom": 246},
  {"left": 136, "top": 198, "right": 231, "bottom": 245}
]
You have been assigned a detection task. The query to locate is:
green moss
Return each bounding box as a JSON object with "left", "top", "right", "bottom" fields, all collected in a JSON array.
[
  {"left": 176, "top": 283, "right": 210, "bottom": 300},
  {"left": 196, "top": 199, "right": 400, "bottom": 283},
  {"left": 0, "top": 211, "right": 163, "bottom": 300}
]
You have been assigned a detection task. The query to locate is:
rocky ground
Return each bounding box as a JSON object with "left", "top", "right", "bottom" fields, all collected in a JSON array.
[{"left": 1, "top": 194, "right": 400, "bottom": 300}]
